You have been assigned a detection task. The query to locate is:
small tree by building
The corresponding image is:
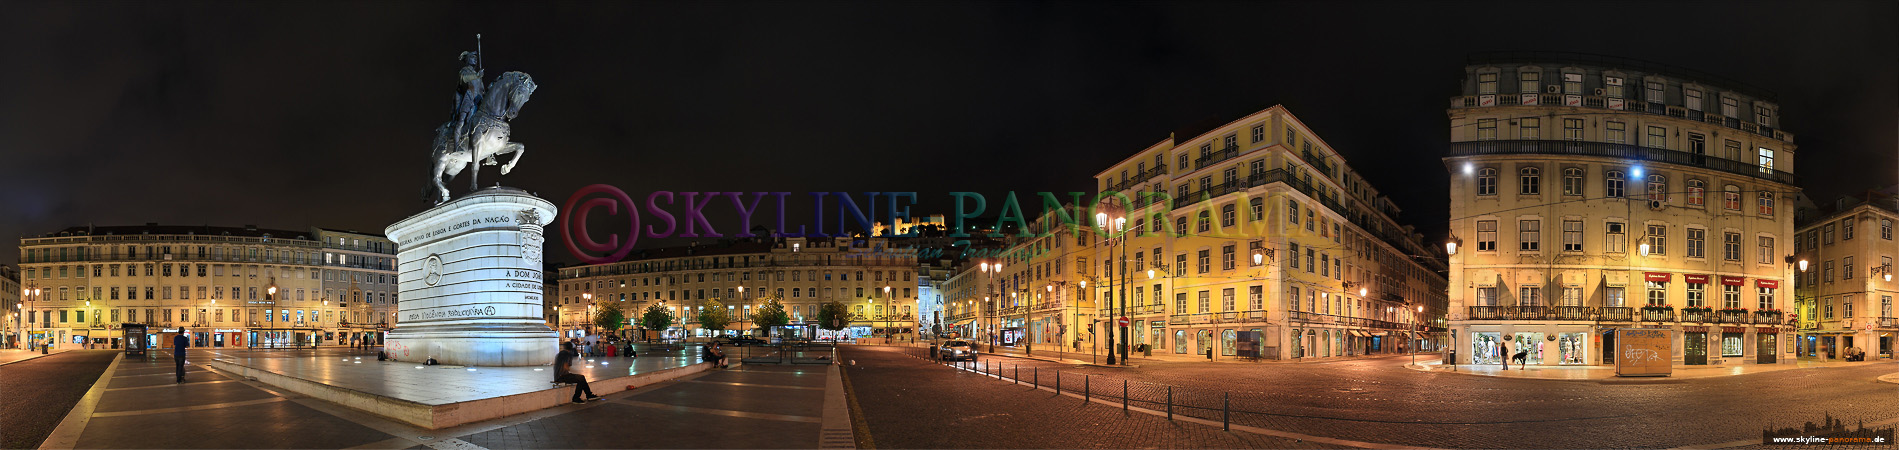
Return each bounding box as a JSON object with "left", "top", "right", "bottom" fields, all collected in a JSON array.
[
  {"left": 751, "top": 297, "right": 790, "bottom": 338},
  {"left": 698, "top": 299, "right": 731, "bottom": 333},
  {"left": 817, "top": 301, "right": 851, "bottom": 332},
  {"left": 592, "top": 301, "right": 627, "bottom": 338},
  {"left": 640, "top": 303, "right": 674, "bottom": 341}
]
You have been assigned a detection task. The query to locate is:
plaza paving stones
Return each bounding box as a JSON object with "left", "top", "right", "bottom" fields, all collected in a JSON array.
[
  {"left": 200, "top": 347, "right": 698, "bottom": 405},
  {"left": 839, "top": 346, "right": 1341, "bottom": 449},
  {"left": 856, "top": 346, "right": 1899, "bottom": 449},
  {"left": 41, "top": 345, "right": 848, "bottom": 450}
]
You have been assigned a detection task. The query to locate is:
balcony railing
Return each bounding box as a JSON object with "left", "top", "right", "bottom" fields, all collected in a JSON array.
[
  {"left": 1174, "top": 169, "right": 1347, "bottom": 214},
  {"left": 1298, "top": 151, "right": 1334, "bottom": 177},
  {"left": 1449, "top": 93, "right": 1788, "bottom": 142},
  {"left": 1640, "top": 308, "right": 1676, "bottom": 322},
  {"left": 1468, "top": 306, "right": 1506, "bottom": 320},
  {"left": 1680, "top": 309, "right": 1709, "bottom": 323},
  {"left": 1600, "top": 307, "right": 1633, "bottom": 322},
  {"left": 1449, "top": 140, "right": 1795, "bottom": 185},
  {"left": 1193, "top": 147, "right": 1241, "bottom": 170},
  {"left": 1103, "top": 164, "right": 1169, "bottom": 192},
  {"left": 1715, "top": 310, "right": 1750, "bottom": 324},
  {"left": 1878, "top": 317, "right": 1897, "bottom": 328},
  {"left": 1753, "top": 311, "right": 1784, "bottom": 325}
]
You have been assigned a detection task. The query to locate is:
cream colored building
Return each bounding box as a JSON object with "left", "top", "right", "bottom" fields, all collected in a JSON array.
[
  {"left": 556, "top": 237, "right": 920, "bottom": 341},
  {"left": 1083, "top": 105, "right": 1447, "bottom": 361},
  {"left": 3, "top": 266, "right": 19, "bottom": 348},
  {"left": 942, "top": 208, "right": 1101, "bottom": 355},
  {"left": 1445, "top": 53, "right": 1798, "bottom": 366},
  {"left": 1793, "top": 191, "right": 1898, "bottom": 359},
  {"left": 17, "top": 224, "right": 349, "bottom": 349}
]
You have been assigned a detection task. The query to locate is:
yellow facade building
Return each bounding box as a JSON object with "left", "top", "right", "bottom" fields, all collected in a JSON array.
[
  {"left": 1444, "top": 53, "right": 1798, "bottom": 366},
  {"left": 1792, "top": 191, "right": 1898, "bottom": 359}
]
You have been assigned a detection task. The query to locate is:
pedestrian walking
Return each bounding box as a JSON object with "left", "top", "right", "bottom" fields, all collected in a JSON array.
[
  {"left": 173, "top": 328, "right": 191, "bottom": 383},
  {"left": 555, "top": 342, "right": 601, "bottom": 404}
]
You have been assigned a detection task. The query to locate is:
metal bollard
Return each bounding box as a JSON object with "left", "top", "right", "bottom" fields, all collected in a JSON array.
[
  {"left": 1166, "top": 386, "right": 1173, "bottom": 420},
  {"left": 1034, "top": 367, "right": 1039, "bottom": 388},
  {"left": 1056, "top": 370, "right": 1061, "bottom": 394},
  {"left": 1014, "top": 365, "right": 1019, "bottom": 385},
  {"left": 1084, "top": 375, "right": 1090, "bottom": 403},
  {"left": 1223, "top": 392, "right": 1230, "bottom": 430},
  {"left": 1122, "top": 379, "right": 1129, "bottom": 412}
]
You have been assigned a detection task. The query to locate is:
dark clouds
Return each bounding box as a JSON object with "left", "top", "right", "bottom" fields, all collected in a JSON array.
[{"left": 1, "top": 1, "right": 1892, "bottom": 265}]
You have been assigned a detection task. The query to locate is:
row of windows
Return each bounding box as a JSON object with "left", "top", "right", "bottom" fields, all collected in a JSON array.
[
  {"left": 1473, "top": 284, "right": 1777, "bottom": 310},
  {"left": 23, "top": 307, "right": 347, "bottom": 325},
  {"left": 20, "top": 284, "right": 390, "bottom": 303},
  {"left": 1472, "top": 167, "right": 1777, "bottom": 214},
  {"left": 1809, "top": 295, "right": 1895, "bottom": 320},
  {"left": 1474, "top": 69, "right": 1774, "bottom": 126},
  {"left": 1470, "top": 118, "right": 1777, "bottom": 169},
  {"left": 1796, "top": 217, "right": 1894, "bottom": 253},
  {"left": 566, "top": 286, "right": 914, "bottom": 305},
  {"left": 1798, "top": 256, "right": 1894, "bottom": 286},
  {"left": 19, "top": 245, "right": 389, "bottom": 268},
  {"left": 1471, "top": 219, "right": 1776, "bottom": 261}
]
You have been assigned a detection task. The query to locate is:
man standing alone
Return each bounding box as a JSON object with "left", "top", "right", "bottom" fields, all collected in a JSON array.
[{"left": 174, "top": 328, "right": 191, "bottom": 383}]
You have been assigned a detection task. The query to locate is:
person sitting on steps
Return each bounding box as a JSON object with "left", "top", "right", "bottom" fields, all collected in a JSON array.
[{"left": 556, "top": 342, "right": 601, "bottom": 404}]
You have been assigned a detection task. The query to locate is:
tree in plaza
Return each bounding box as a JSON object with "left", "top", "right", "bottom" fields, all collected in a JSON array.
[
  {"left": 817, "top": 301, "right": 851, "bottom": 332},
  {"left": 591, "top": 301, "right": 626, "bottom": 337},
  {"left": 698, "top": 299, "right": 731, "bottom": 332},
  {"left": 640, "top": 303, "right": 674, "bottom": 341},
  {"left": 751, "top": 297, "right": 790, "bottom": 338}
]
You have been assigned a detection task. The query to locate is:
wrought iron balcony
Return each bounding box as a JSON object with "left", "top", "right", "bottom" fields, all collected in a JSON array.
[
  {"left": 1680, "top": 309, "right": 1709, "bottom": 323},
  {"left": 1599, "top": 307, "right": 1634, "bottom": 322},
  {"left": 1468, "top": 306, "right": 1506, "bottom": 320},
  {"left": 1514, "top": 306, "right": 1549, "bottom": 320},
  {"left": 1640, "top": 308, "right": 1676, "bottom": 322},
  {"left": 1193, "top": 147, "right": 1241, "bottom": 170},
  {"left": 1553, "top": 306, "right": 1593, "bottom": 321},
  {"left": 1449, "top": 140, "right": 1795, "bottom": 185},
  {"left": 1754, "top": 310, "right": 1784, "bottom": 325},
  {"left": 1878, "top": 317, "right": 1897, "bottom": 328},
  {"left": 1715, "top": 310, "right": 1750, "bottom": 324},
  {"left": 1103, "top": 165, "right": 1168, "bottom": 192}
]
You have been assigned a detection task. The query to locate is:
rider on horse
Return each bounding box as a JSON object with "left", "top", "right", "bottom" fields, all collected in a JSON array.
[{"left": 453, "top": 50, "right": 485, "bottom": 159}]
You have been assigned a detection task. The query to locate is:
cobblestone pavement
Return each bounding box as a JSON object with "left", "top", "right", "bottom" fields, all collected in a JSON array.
[
  {"left": 840, "top": 346, "right": 1342, "bottom": 449},
  {"left": 0, "top": 350, "right": 116, "bottom": 449},
  {"left": 854, "top": 346, "right": 1899, "bottom": 449}
]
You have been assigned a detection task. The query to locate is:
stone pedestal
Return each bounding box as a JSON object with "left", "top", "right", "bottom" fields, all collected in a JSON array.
[{"left": 384, "top": 187, "right": 557, "bottom": 366}]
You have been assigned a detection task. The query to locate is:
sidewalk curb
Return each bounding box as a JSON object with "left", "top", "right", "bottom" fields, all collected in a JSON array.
[
  {"left": 1878, "top": 373, "right": 1899, "bottom": 385},
  {"left": 39, "top": 352, "right": 122, "bottom": 450}
]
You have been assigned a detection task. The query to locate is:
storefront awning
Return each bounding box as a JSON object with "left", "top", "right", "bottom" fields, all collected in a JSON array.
[
  {"left": 1720, "top": 276, "right": 1746, "bottom": 286},
  {"left": 1644, "top": 272, "right": 1672, "bottom": 282},
  {"left": 1683, "top": 274, "right": 1711, "bottom": 284},
  {"left": 1755, "top": 279, "right": 1780, "bottom": 289}
]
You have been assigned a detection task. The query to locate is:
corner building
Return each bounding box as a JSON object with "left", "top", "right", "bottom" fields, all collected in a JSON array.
[
  {"left": 1792, "top": 190, "right": 1898, "bottom": 360},
  {"left": 1445, "top": 53, "right": 1798, "bottom": 366},
  {"left": 1090, "top": 106, "right": 1448, "bottom": 361}
]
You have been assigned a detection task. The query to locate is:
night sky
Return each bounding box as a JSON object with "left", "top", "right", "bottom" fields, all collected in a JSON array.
[{"left": 3, "top": 1, "right": 1893, "bottom": 266}]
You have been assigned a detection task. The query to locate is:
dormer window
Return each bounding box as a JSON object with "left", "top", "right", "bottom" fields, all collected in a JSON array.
[{"left": 1478, "top": 72, "right": 1498, "bottom": 95}]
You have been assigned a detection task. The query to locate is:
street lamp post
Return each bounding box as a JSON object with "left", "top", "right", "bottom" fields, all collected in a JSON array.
[
  {"left": 1412, "top": 305, "right": 1425, "bottom": 366},
  {"left": 1097, "top": 212, "right": 1127, "bottom": 365}
]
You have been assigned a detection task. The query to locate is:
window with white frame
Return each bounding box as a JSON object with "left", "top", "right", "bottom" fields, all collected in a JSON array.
[
  {"left": 1758, "top": 192, "right": 1775, "bottom": 216},
  {"left": 1563, "top": 118, "right": 1583, "bottom": 141},
  {"left": 1519, "top": 167, "right": 1540, "bottom": 195},
  {"left": 1759, "top": 236, "right": 1775, "bottom": 264},
  {"left": 1605, "top": 171, "right": 1624, "bottom": 198},
  {"left": 1520, "top": 117, "right": 1540, "bottom": 139},
  {"left": 1520, "top": 219, "right": 1541, "bottom": 251},
  {"left": 1647, "top": 175, "right": 1666, "bottom": 201},
  {"left": 1520, "top": 286, "right": 1542, "bottom": 306},
  {"left": 1562, "top": 168, "right": 1583, "bottom": 196},
  {"left": 1844, "top": 218, "right": 1855, "bottom": 240},
  {"left": 1758, "top": 148, "right": 1775, "bottom": 175},
  {"left": 1646, "top": 224, "right": 1666, "bottom": 255},
  {"left": 1723, "top": 185, "right": 1741, "bottom": 210},
  {"left": 1518, "top": 70, "right": 1539, "bottom": 94},
  {"left": 1686, "top": 179, "right": 1705, "bottom": 206},
  {"left": 1685, "top": 88, "right": 1703, "bottom": 111},
  {"left": 1723, "top": 232, "right": 1741, "bottom": 261},
  {"left": 1645, "top": 281, "right": 1666, "bottom": 306},
  {"left": 1760, "top": 287, "right": 1777, "bottom": 311},
  {"left": 1686, "top": 228, "right": 1706, "bottom": 258},
  {"left": 1563, "top": 72, "right": 1583, "bottom": 94},
  {"left": 1197, "top": 290, "right": 1210, "bottom": 313},
  {"left": 1476, "top": 287, "right": 1498, "bottom": 306},
  {"left": 1606, "top": 286, "right": 1625, "bottom": 307},
  {"left": 1605, "top": 121, "right": 1626, "bottom": 143},
  {"left": 1756, "top": 105, "right": 1773, "bottom": 126},
  {"left": 1686, "top": 282, "right": 1705, "bottom": 307},
  {"left": 1721, "top": 96, "right": 1739, "bottom": 117},
  {"left": 1562, "top": 287, "right": 1581, "bottom": 306},
  {"left": 1606, "top": 221, "right": 1626, "bottom": 253},
  {"left": 1646, "top": 125, "right": 1667, "bottom": 148},
  {"left": 1478, "top": 72, "right": 1498, "bottom": 95},
  {"left": 1477, "top": 220, "right": 1498, "bottom": 251},
  {"left": 1477, "top": 118, "right": 1497, "bottom": 140},
  {"left": 1248, "top": 286, "right": 1262, "bottom": 311},
  {"left": 1844, "top": 256, "right": 1855, "bottom": 280},
  {"left": 1645, "top": 80, "right": 1664, "bottom": 102},
  {"left": 1604, "top": 76, "right": 1624, "bottom": 98},
  {"left": 1222, "top": 288, "right": 1235, "bottom": 312},
  {"left": 1723, "top": 284, "right": 1741, "bottom": 308},
  {"left": 1563, "top": 220, "right": 1583, "bottom": 252},
  {"left": 1477, "top": 168, "right": 1497, "bottom": 195}
]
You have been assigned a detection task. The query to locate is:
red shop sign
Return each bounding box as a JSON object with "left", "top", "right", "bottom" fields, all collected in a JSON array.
[
  {"left": 1722, "top": 327, "right": 1747, "bottom": 334},
  {"left": 1721, "top": 276, "right": 1746, "bottom": 286},
  {"left": 1683, "top": 326, "right": 1710, "bottom": 332},
  {"left": 1755, "top": 279, "right": 1780, "bottom": 289},
  {"left": 1683, "top": 274, "right": 1711, "bottom": 284},
  {"left": 1644, "top": 272, "right": 1673, "bottom": 282},
  {"left": 1757, "top": 328, "right": 1779, "bottom": 334}
]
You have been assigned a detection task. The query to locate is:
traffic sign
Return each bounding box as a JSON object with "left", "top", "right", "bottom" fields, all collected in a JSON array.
[{"left": 1117, "top": 317, "right": 1129, "bottom": 327}]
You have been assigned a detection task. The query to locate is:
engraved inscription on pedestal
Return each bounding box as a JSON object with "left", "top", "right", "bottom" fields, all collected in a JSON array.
[{"left": 384, "top": 187, "right": 557, "bottom": 366}]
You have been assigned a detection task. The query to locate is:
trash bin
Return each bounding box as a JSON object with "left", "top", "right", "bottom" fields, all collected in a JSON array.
[
  {"left": 1448, "top": 350, "right": 1457, "bottom": 365},
  {"left": 928, "top": 345, "right": 939, "bottom": 360},
  {"left": 1140, "top": 343, "right": 1152, "bottom": 357}
]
